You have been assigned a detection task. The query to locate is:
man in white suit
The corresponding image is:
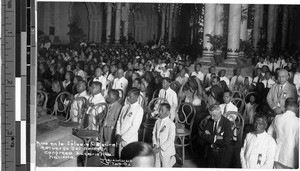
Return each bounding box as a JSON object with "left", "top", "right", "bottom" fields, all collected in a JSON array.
[
  {"left": 152, "top": 103, "right": 176, "bottom": 167},
  {"left": 116, "top": 88, "right": 144, "bottom": 157},
  {"left": 267, "top": 69, "right": 297, "bottom": 115},
  {"left": 158, "top": 77, "right": 178, "bottom": 121},
  {"left": 267, "top": 98, "right": 299, "bottom": 169}
]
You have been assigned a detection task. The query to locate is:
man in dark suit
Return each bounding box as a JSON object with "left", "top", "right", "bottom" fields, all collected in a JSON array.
[{"left": 202, "top": 104, "right": 233, "bottom": 168}]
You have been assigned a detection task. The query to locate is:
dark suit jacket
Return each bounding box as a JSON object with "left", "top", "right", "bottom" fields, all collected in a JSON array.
[
  {"left": 202, "top": 115, "right": 232, "bottom": 149},
  {"left": 202, "top": 115, "right": 233, "bottom": 167}
]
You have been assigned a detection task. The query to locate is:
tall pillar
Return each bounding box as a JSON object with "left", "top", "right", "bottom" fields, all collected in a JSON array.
[
  {"left": 224, "top": 4, "right": 242, "bottom": 65},
  {"left": 259, "top": 5, "right": 264, "bottom": 28},
  {"left": 215, "top": 4, "right": 224, "bottom": 36},
  {"left": 240, "top": 4, "right": 248, "bottom": 41},
  {"left": 122, "top": 3, "right": 130, "bottom": 42},
  {"left": 114, "top": 3, "right": 121, "bottom": 44},
  {"left": 200, "top": 4, "right": 216, "bottom": 64},
  {"left": 172, "top": 5, "right": 178, "bottom": 38},
  {"left": 273, "top": 5, "right": 278, "bottom": 45},
  {"left": 89, "top": 15, "right": 103, "bottom": 42},
  {"left": 168, "top": 4, "right": 173, "bottom": 44},
  {"left": 160, "top": 5, "right": 166, "bottom": 42},
  {"left": 281, "top": 6, "right": 288, "bottom": 50},
  {"left": 253, "top": 5, "right": 261, "bottom": 51},
  {"left": 267, "top": 5, "right": 275, "bottom": 52},
  {"left": 106, "top": 3, "right": 112, "bottom": 43},
  {"left": 240, "top": 4, "right": 248, "bottom": 57}
]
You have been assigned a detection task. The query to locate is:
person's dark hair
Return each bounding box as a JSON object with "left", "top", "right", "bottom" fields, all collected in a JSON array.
[
  {"left": 91, "top": 81, "right": 102, "bottom": 90},
  {"left": 162, "top": 77, "right": 172, "bottom": 83},
  {"left": 223, "top": 90, "right": 232, "bottom": 96},
  {"left": 285, "top": 98, "right": 299, "bottom": 108},
  {"left": 121, "top": 142, "right": 155, "bottom": 161},
  {"left": 134, "top": 78, "right": 142, "bottom": 85},
  {"left": 66, "top": 71, "right": 75, "bottom": 82},
  {"left": 160, "top": 102, "right": 171, "bottom": 111},
  {"left": 74, "top": 75, "right": 83, "bottom": 82},
  {"left": 194, "top": 63, "right": 202, "bottom": 70},
  {"left": 128, "top": 87, "right": 140, "bottom": 97},
  {"left": 254, "top": 113, "right": 268, "bottom": 123},
  {"left": 108, "top": 89, "right": 119, "bottom": 100}
]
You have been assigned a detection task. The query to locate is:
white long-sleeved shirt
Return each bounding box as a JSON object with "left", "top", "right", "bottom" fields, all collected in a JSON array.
[
  {"left": 191, "top": 71, "right": 205, "bottom": 82},
  {"left": 293, "top": 72, "right": 300, "bottom": 96},
  {"left": 112, "top": 77, "right": 128, "bottom": 94},
  {"left": 240, "top": 131, "right": 276, "bottom": 169},
  {"left": 262, "top": 79, "right": 275, "bottom": 89},
  {"left": 158, "top": 87, "right": 178, "bottom": 121},
  {"left": 220, "top": 102, "right": 238, "bottom": 122},
  {"left": 267, "top": 110, "right": 299, "bottom": 168}
]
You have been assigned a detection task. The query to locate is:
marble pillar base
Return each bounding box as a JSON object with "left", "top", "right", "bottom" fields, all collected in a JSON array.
[
  {"left": 224, "top": 52, "right": 239, "bottom": 65},
  {"left": 199, "top": 51, "right": 215, "bottom": 65}
]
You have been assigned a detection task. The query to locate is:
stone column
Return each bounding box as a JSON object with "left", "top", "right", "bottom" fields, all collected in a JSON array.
[
  {"left": 122, "top": 3, "right": 130, "bottom": 42},
  {"left": 281, "top": 6, "right": 288, "bottom": 50},
  {"left": 168, "top": 4, "right": 173, "bottom": 44},
  {"left": 240, "top": 4, "right": 248, "bottom": 57},
  {"left": 215, "top": 4, "right": 224, "bottom": 36},
  {"left": 114, "top": 3, "right": 121, "bottom": 44},
  {"left": 267, "top": 5, "right": 275, "bottom": 52},
  {"left": 259, "top": 5, "right": 264, "bottom": 28},
  {"left": 106, "top": 3, "right": 112, "bottom": 43},
  {"left": 240, "top": 4, "right": 248, "bottom": 41},
  {"left": 172, "top": 5, "right": 178, "bottom": 38},
  {"left": 89, "top": 15, "right": 102, "bottom": 42},
  {"left": 273, "top": 5, "right": 278, "bottom": 44},
  {"left": 224, "top": 4, "right": 242, "bottom": 65},
  {"left": 253, "top": 5, "right": 261, "bottom": 51},
  {"left": 199, "top": 4, "right": 216, "bottom": 64},
  {"left": 160, "top": 5, "right": 166, "bottom": 43}
]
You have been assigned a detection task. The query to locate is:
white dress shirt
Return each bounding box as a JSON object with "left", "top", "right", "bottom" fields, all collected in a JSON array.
[
  {"left": 240, "top": 131, "right": 276, "bottom": 169},
  {"left": 93, "top": 75, "right": 107, "bottom": 92},
  {"left": 230, "top": 75, "right": 245, "bottom": 89},
  {"left": 175, "top": 76, "right": 188, "bottom": 85},
  {"left": 268, "top": 62, "right": 279, "bottom": 72},
  {"left": 262, "top": 78, "right": 275, "bottom": 89},
  {"left": 191, "top": 71, "right": 205, "bottom": 82},
  {"left": 293, "top": 72, "right": 300, "bottom": 97},
  {"left": 267, "top": 110, "right": 299, "bottom": 168},
  {"left": 112, "top": 76, "right": 128, "bottom": 94},
  {"left": 220, "top": 102, "right": 238, "bottom": 122},
  {"left": 158, "top": 87, "right": 178, "bottom": 121}
]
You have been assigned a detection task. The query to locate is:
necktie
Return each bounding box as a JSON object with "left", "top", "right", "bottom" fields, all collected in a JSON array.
[
  {"left": 235, "top": 76, "right": 239, "bottom": 85},
  {"left": 257, "top": 76, "right": 261, "bottom": 84},
  {"left": 213, "top": 121, "right": 218, "bottom": 135},
  {"left": 164, "top": 90, "right": 167, "bottom": 100},
  {"left": 272, "top": 63, "right": 274, "bottom": 73},
  {"left": 224, "top": 104, "right": 228, "bottom": 114},
  {"left": 266, "top": 80, "right": 269, "bottom": 88},
  {"left": 123, "top": 104, "right": 131, "bottom": 119}
]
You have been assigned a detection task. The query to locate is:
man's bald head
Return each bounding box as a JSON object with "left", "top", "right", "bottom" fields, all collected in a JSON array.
[{"left": 278, "top": 69, "right": 289, "bottom": 85}]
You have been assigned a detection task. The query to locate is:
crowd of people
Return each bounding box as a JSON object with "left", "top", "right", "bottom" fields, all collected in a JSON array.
[{"left": 37, "top": 41, "right": 300, "bottom": 168}]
